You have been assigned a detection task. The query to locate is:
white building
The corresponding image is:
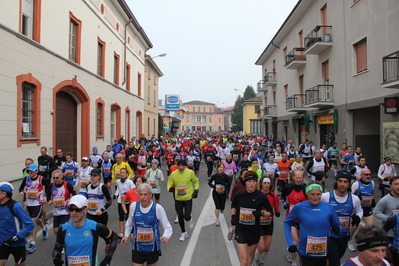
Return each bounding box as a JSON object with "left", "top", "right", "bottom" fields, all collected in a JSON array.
[
  {"left": 0, "top": 0, "right": 153, "bottom": 181},
  {"left": 255, "top": 0, "right": 399, "bottom": 171}
]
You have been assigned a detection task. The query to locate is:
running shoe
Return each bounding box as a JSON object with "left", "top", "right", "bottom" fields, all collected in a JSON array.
[
  {"left": 174, "top": 216, "right": 179, "bottom": 224},
  {"left": 347, "top": 242, "right": 356, "bottom": 252},
  {"left": 292, "top": 262, "right": 297, "bottom": 266},
  {"left": 286, "top": 253, "right": 292, "bottom": 263},
  {"left": 42, "top": 226, "right": 48, "bottom": 240},
  {"left": 179, "top": 232, "right": 188, "bottom": 242},
  {"left": 215, "top": 220, "right": 220, "bottom": 226},
  {"left": 26, "top": 243, "right": 36, "bottom": 253},
  {"left": 227, "top": 227, "right": 234, "bottom": 241},
  {"left": 189, "top": 218, "right": 195, "bottom": 229},
  {"left": 105, "top": 244, "right": 110, "bottom": 254}
]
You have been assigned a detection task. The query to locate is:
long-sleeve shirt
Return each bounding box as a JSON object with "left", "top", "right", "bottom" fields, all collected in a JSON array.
[
  {"left": 167, "top": 168, "right": 200, "bottom": 201},
  {"left": 374, "top": 193, "right": 399, "bottom": 237},
  {"left": 377, "top": 163, "right": 397, "bottom": 186},
  {"left": 111, "top": 162, "right": 133, "bottom": 183}
]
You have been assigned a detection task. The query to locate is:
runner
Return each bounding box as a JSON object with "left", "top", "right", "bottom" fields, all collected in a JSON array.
[
  {"left": 284, "top": 182, "right": 341, "bottom": 266},
  {"left": 208, "top": 163, "right": 229, "bottom": 226},
  {"left": 231, "top": 171, "right": 273, "bottom": 266},
  {"left": 52, "top": 195, "right": 119, "bottom": 266},
  {"left": 342, "top": 225, "right": 389, "bottom": 266},
  {"left": 340, "top": 146, "right": 356, "bottom": 172},
  {"left": 205, "top": 145, "right": 217, "bottom": 179},
  {"left": 377, "top": 157, "right": 397, "bottom": 197},
  {"left": 112, "top": 153, "right": 134, "bottom": 198},
  {"left": 115, "top": 168, "right": 135, "bottom": 238},
  {"left": 239, "top": 153, "right": 252, "bottom": 170},
  {"left": 76, "top": 157, "right": 93, "bottom": 197},
  {"left": 60, "top": 152, "right": 80, "bottom": 189},
  {"left": 351, "top": 167, "right": 375, "bottom": 227},
  {"left": 145, "top": 159, "right": 164, "bottom": 204},
  {"left": 89, "top": 147, "right": 103, "bottom": 169},
  {"left": 164, "top": 147, "right": 175, "bottom": 177},
  {"left": 121, "top": 175, "right": 146, "bottom": 226},
  {"left": 254, "top": 177, "right": 280, "bottom": 266},
  {"left": 167, "top": 160, "right": 200, "bottom": 242},
  {"left": 121, "top": 183, "right": 173, "bottom": 266},
  {"left": 353, "top": 156, "right": 368, "bottom": 180},
  {"left": 101, "top": 153, "right": 114, "bottom": 196},
  {"left": 321, "top": 170, "right": 363, "bottom": 266},
  {"left": 223, "top": 153, "right": 237, "bottom": 198},
  {"left": 193, "top": 145, "right": 202, "bottom": 177},
  {"left": 48, "top": 170, "right": 76, "bottom": 235},
  {"left": 328, "top": 142, "right": 340, "bottom": 176},
  {"left": 306, "top": 149, "right": 327, "bottom": 181},
  {"left": 186, "top": 150, "right": 196, "bottom": 171},
  {"left": 53, "top": 149, "right": 66, "bottom": 169},
  {"left": 276, "top": 152, "right": 291, "bottom": 195},
  {"left": 0, "top": 182, "right": 34, "bottom": 266},
  {"left": 134, "top": 147, "right": 148, "bottom": 176}
]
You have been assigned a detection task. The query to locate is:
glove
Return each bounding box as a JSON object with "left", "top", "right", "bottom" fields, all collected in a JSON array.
[
  {"left": 192, "top": 189, "right": 199, "bottom": 198},
  {"left": 252, "top": 210, "right": 262, "bottom": 219},
  {"left": 168, "top": 187, "right": 175, "bottom": 193},
  {"left": 371, "top": 199, "right": 376, "bottom": 208},
  {"left": 100, "top": 256, "right": 111, "bottom": 266},
  {"left": 283, "top": 202, "right": 289, "bottom": 210},
  {"left": 124, "top": 213, "right": 128, "bottom": 221},
  {"left": 275, "top": 212, "right": 281, "bottom": 217},
  {"left": 53, "top": 253, "right": 64, "bottom": 266},
  {"left": 288, "top": 245, "right": 297, "bottom": 253},
  {"left": 351, "top": 214, "right": 361, "bottom": 226},
  {"left": 332, "top": 224, "right": 340, "bottom": 234},
  {"left": 2, "top": 236, "right": 18, "bottom": 247},
  {"left": 231, "top": 214, "right": 237, "bottom": 226}
]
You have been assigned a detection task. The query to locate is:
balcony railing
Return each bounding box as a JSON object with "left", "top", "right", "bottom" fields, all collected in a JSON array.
[
  {"left": 264, "top": 105, "right": 277, "bottom": 116},
  {"left": 264, "top": 72, "right": 277, "bottom": 86},
  {"left": 305, "top": 85, "right": 334, "bottom": 108},
  {"left": 257, "top": 80, "right": 266, "bottom": 91},
  {"left": 304, "top": 26, "right": 333, "bottom": 54},
  {"left": 382, "top": 50, "right": 399, "bottom": 88},
  {"left": 286, "top": 94, "right": 306, "bottom": 112},
  {"left": 284, "top": 48, "right": 306, "bottom": 69}
]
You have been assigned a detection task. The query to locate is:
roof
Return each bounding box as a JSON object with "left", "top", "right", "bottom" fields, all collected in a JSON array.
[
  {"left": 223, "top": 106, "right": 234, "bottom": 111},
  {"left": 183, "top": 100, "right": 215, "bottom": 106},
  {"left": 243, "top": 96, "right": 262, "bottom": 103}
]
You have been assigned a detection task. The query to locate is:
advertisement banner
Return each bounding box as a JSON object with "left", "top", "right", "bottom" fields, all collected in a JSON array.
[
  {"left": 165, "top": 95, "right": 180, "bottom": 111},
  {"left": 383, "top": 122, "right": 399, "bottom": 164},
  {"left": 317, "top": 114, "right": 334, "bottom": 124},
  {"left": 162, "top": 117, "right": 170, "bottom": 131}
]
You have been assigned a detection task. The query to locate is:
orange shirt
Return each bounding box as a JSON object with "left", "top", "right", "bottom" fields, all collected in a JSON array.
[
  {"left": 276, "top": 159, "right": 291, "bottom": 180},
  {"left": 124, "top": 188, "right": 139, "bottom": 205}
]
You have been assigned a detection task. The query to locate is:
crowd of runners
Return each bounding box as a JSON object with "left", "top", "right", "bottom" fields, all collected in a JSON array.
[{"left": 0, "top": 132, "right": 397, "bottom": 266}]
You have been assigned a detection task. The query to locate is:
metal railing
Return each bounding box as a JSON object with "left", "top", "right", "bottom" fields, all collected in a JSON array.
[
  {"left": 264, "top": 72, "right": 277, "bottom": 83},
  {"left": 265, "top": 105, "right": 277, "bottom": 116},
  {"left": 257, "top": 80, "right": 265, "bottom": 90},
  {"left": 285, "top": 48, "right": 305, "bottom": 66},
  {"left": 305, "top": 85, "right": 334, "bottom": 105},
  {"left": 286, "top": 94, "right": 306, "bottom": 110},
  {"left": 383, "top": 50, "right": 399, "bottom": 84},
  {"left": 304, "top": 26, "right": 333, "bottom": 51}
]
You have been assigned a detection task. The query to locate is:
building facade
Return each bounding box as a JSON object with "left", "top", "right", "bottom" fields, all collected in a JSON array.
[
  {"left": 255, "top": 0, "right": 399, "bottom": 171},
  {"left": 183, "top": 101, "right": 225, "bottom": 132},
  {"left": 0, "top": 0, "right": 153, "bottom": 181},
  {"left": 242, "top": 97, "right": 263, "bottom": 134},
  {"left": 223, "top": 106, "right": 234, "bottom": 132},
  {"left": 144, "top": 55, "right": 163, "bottom": 138}
]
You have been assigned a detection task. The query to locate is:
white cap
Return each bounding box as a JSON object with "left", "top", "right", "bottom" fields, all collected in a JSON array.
[{"left": 68, "top": 195, "right": 88, "bottom": 208}]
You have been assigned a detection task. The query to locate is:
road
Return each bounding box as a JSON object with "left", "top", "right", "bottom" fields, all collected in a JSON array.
[{"left": 7, "top": 164, "right": 367, "bottom": 266}]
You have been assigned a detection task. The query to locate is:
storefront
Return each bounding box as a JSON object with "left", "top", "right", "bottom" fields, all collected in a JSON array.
[{"left": 318, "top": 114, "right": 335, "bottom": 147}]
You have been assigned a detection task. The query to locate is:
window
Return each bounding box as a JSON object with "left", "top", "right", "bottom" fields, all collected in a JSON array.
[
  {"left": 154, "top": 90, "right": 156, "bottom": 107},
  {"left": 203, "top": 107, "right": 206, "bottom": 112},
  {"left": 69, "top": 12, "right": 81, "bottom": 64},
  {"left": 97, "top": 37, "right": 106, "bottom": 77},
  {"left": 298, "top": 30, "right": 303, "bottom": 48},
  {"left": 114, "top": 52, "right": 120, "bottom": 85},
  {"left": 197, "top": 116, "right": 201, "bottom": 123},
  {"left": 110, "top": 104, "right": 121, "bottom": 143},
  {"left": 147, "top": 117, "right": 150, "bottom": 136},
  {"left": 209, "top": 117, "right": 212, "bottom": 123},
  {"left": 198, "top": 107, "right": 201, "bottom": 112},
  {"left": 209, "top": 107, "right": 212, "bottom": 112},
  {"left": 126, "top": 63, "right": 131, "bottom": 91},
  {"left": 255, "top": 105, "right": 260, "bottom": 113},
  {"left": 218, "top": 117, "right": 222, "bottom": 123},
  {"left": 284, "top": 85, "right": 288, "bottom": 97},
  {"left": 96, "top": 98, "right": 105, "bottom": 138},
  {"left": 209, "top": 126, "right": 212, "bottom": 131},
  {"left": 125, "top": 107, "right": 130, "bottom": 141},
  {"left": 354, "top": 38, "right": 368, "bottom": 73},
  {"left": 148, "top": 68, "right": 151, "bottom": 80},
  {"left": 218, "top": 126, "right": 221, "bottom": 131},
  {"left": 202, "top": 116, "right": 206, "bottom": 123},
  {"left": 137, "top": 73, "right": 142, "bottom": 97},
  {"left": 322, "top": 60, "right": 329, "bottom": 83},
  {"left": 154, "top": 75, "right": 156, "bottom": 85},
  {"left": 17, "top": 74, "right": 42, "bottom": 147},
  {"left": 186, "top": 116, "right": 189, "bottom": 122},
  {"left": 147, "top": 86, "right": 151, "bottom": 104},
  {"left": 21, "top": 0, "right": 41, "bottom": 42}
]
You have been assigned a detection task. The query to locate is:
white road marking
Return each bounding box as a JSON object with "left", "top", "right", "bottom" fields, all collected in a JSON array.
[{"left": 180, "top": 190, "right": 239, "bottom": 266}]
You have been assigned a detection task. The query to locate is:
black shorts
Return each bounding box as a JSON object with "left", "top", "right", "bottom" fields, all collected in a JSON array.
[
  {"left": 53, "top": 215, "right": 70, "bottom": 228},
  {"left": 0, "top": 245, "right": 26, "bottom": 264},
  {"left": 300, "top": 255, "right": 327, "bottom": 266},
  {"left": 260, "top": 223, "right": 274, "bottom": 236},
  {"left": 362, "top": 207, "right": 373, "bottom": 217},
  {"left": 27, "top": 205, "right": 42, "bottom": 219},
  {"left": 329, "top": 160, "right": 338, "bottom": 166},
  {"left": 194, "top": 162, "right": 200, "bottom": 171},
  {"left": 235, "top": 232, "right": 260, "bottom": 246},
  {"left": 132, "top": 249, "right": 160, "bottom": 264},
  {"left": 153, "top": 193, "right": 160, "bottom": 200}
]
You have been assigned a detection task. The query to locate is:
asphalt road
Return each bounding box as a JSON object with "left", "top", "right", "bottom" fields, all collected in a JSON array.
[{"left": 7, "top": 164, "right": 373, "bottom": 266}]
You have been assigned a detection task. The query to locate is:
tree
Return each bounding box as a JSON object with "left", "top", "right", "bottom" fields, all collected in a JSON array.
[{"left": 231, "top": 85, "right": 256, "bottom": 132}]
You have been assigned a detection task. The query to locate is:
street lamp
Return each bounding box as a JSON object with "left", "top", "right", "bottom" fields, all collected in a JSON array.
[
  {"left": 234, "top": 88, "right": 244, "bottom": 94},
  {"left": 151, "top": 53, "right": 167, "bottom": 59}
]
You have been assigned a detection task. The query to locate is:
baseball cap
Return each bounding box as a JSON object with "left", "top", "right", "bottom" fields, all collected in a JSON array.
[
  {"left": 336, "top": 170, "right": 352, "bottom": 181},
  {"left": 93, "top": 147, "right": 98, "bottom": 150},
  {"left": 384, "top": 157, "right": 392, "bottom": 162},
  {"left": 152, "top": 159, "right": 159, "bottom": 165},
  {"left": 81, "top": 157, "right": 89, "bottom": 161},
  {"left": 90, "top": 168, "right": 102, "bottom": 176},
  {"left": 114, "top": 138, "right": 118, "bottom": 142},
  {"left": 28, "top": 164, "right": 38, "bottom": 171},
  {"left": 0, "top": 182, "right": 14, "bottom": 193},
  {"left": 68, "top": 195, "right": 88, "bottom": 208}
]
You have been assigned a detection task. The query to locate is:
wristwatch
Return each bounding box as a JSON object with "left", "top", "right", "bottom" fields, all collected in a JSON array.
[{"left": 11, "top": 236, "right": 18, "bottom": 242}]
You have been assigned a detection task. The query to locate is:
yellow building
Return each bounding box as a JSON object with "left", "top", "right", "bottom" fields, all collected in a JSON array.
[{"left": 242, "top": 96, "right": 262, "bottom": 134}]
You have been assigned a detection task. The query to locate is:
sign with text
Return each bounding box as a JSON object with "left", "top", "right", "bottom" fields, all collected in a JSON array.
[
  {"left": 385, "top": 97, "right": 399, "bottom": 114},
  {"left": 317, "top": 114, "right": 334, "bottom": 124},
  {"left": 165, "top": 95, "right": 180, "bottom": 111}
]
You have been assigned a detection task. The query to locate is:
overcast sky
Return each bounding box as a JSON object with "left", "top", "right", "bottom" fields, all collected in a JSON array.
[{"left": 127, "top": 0, "right": 298, "bottom": 108}]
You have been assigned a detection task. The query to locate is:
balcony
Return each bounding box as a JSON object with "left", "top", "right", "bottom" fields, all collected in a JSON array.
[
  {"left": 304, "top": 26, "right": 333, "bottom": 55},
  {"left": 264, "top": 105, "right": 277, "bottom": 117},
  {"left": 257, "top": 80, "right": 267, "bottom": 92},
  {"left": 304, "top": 85, "right": 334, "bottom": 108},
  {"left": 286, "top": 94, "right": 307, "bottom": 113},
  {"left": 382, "top": 50, "right": 399, "bottom": 89},
  {"left": 264, "top": 72, "right": 277, "bottom": 87},
  {"left": 284, "top": 48, "right": 306, "bottom": 69}
]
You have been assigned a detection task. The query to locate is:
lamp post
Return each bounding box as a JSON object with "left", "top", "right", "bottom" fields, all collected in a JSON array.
[
  {"left": 151, "top": 53, "right": 167, "bottom": 59},
  {"left": 234, "top": 88, "right": 244, "bottom": 94}
]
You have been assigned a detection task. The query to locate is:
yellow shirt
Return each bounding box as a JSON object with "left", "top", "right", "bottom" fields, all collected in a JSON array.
[
  {"left": 112, "top": 162, "right": 134, "bottom": 184},
  {"left": 167, "top": 168, "right": 200, "bottom": 201}
]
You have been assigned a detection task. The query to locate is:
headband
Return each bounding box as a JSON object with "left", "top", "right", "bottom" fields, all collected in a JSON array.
[
  {"left": 262, "top": 177, "right": 271, "bottom": 183},
  {"left": 305, "top": 184, "right": 323, "bottom": 194},
  {"left": 356, "top": 236, "right": 389, "bottom": 252}
]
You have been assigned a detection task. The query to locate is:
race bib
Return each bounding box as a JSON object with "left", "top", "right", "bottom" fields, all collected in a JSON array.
[
  {"left": 233, "top": 154, "right": 238, "bottom": 160},
  {"left": 137, "top": 227, "right": 154, "bottom": 244},
  {"left": 339, "top": 216, "right": 350, "bottom": 231},
  {"left": 361, "top": 196, "right": 372, "bottom": 206},
  {"left": 306, "top": 236, "right": 327, "bottom": 256},
  {"left": 177, "top": 185, "right": 187, "bottom": 196},
  {"left": 65, "top": 170, "right": 74, "bottom": 176},
  {"left": 260, "top": 216, "right": 272, "bottom": 226},
  {"left": 87, "top": 198, "right": 99, "bottom": 211},
  {"left": 280, "top": 171, "right": 288, "bottom": 178},
  {"left": 27, "top": 189, "right": 38, "bottom": 200},
  {"left": 239, "top": 207, "right": 255, "bottom": 225},
  {"left": 215, "top": 184, "right": 225, "bottom": 194},
  {"left": 39, "top": 165, "right": 47, "bottom": 172},
  {"left": 147, "top": 162, "right": 151, "bottom": 168},
  {"left": 68, "top": 256, "right": 90, "bottom": 266},
  {"left": 188, "top": 162, "right": 194, "bottom": 167},
  {"left": 80, "top": 180, "right": 89, "bottom": 188},
  {"left": 393, "top": 209, "right": 399, "bottom": 215},
  {"left": 226, "top": 170, "right": 234, "bottom": 176},
  {"left": 207, "top": 157, "right": 213, "bottom": 161},
  {"left": 53, "top": 196, "right": 65, "bottom": 209},
  {"left": 115, "top": 171, "right": 121, "bottom": 179},
  {"left": 103, "top": 167, "right": 110, "bottom": 173},
  {"left": 150, "top": 182, "right": 157, "bottom": 188},
  {"left": 120, "top": 195, "right": 125, "bottom": 202}
]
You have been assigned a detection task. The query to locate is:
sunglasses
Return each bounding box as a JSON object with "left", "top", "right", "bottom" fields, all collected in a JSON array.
[
  {"left": 68, "top": 207, "right": 85, "bottom": 212},
  {"left": 53, "top": 177, "right": 61, "bottom": 180}
]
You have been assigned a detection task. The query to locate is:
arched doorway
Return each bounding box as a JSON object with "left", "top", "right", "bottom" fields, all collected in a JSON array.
[{"left": 56, "top": 91, "right": 77, "bottom": 156}]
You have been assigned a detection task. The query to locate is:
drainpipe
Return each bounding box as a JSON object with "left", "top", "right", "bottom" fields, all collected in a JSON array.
[{"left": 122, "top": 18, "right": 133, "bottom": 86}]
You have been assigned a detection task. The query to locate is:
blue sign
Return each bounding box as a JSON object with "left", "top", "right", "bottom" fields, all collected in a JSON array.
[
  {"left": 166, "top": 104, "right": 180, "bottom": 109},
  {"left": 165, "top": 94, "right": 180, "bottom": 111}
]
